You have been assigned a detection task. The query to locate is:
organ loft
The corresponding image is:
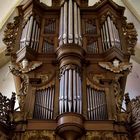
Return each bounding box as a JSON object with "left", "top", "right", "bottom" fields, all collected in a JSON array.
[{"left": 1, "top": 0, "right": 139, "bottom": 139}]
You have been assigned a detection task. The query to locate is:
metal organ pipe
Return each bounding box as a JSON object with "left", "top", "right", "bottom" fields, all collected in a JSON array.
[
  {"left": 20, "top": 16, "right": 40, "bottom": 51},
  {"left": 101, "top": 16, "right": 120, "bottom": 51},
  {"left": 59, "top": 7, "right": 64, "bottom": 46},
  {"left": 73, "top": 69, "right": 77, "bottom": 112},
  {"left": 26, "top": 16, "right": 33, "bottom": 46},
  {"left": 59, "top": 1, "right": 82, "bottom": 46},
  {"left": 77, "top": 7, "right": 82, "bottom": 46},
  {"left": 59, "top": 67, "right": 82, "bottom": 114},
  {"left": 74, "top": 2, "right": 78, "bottom": 44},
  {"left": 63, "top": 2, "right": 68, "bottom": 44},
  {"left": 33, "top": 86, "right": 55, "bottom": 120},
  {"left": 68, "top": 69, "right": 72, "bottom": 112},
  {"left": 107, "top": 16, "right": 114, "bottom": 46},
  {"left": 68, "top": 0, "right": 73, "bottom": 43},
  {"left": 86, "top": 86, "right": 108, "bottom": 120}
]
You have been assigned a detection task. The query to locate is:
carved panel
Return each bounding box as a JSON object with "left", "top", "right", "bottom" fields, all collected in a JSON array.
[{"left": 23, "top": 131, "right": 55, "bottom": 140}]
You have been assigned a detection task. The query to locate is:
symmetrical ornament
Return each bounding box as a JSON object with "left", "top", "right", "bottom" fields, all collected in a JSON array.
[{"left": 99, "top": 59, "right": 132, "bottom": 73}]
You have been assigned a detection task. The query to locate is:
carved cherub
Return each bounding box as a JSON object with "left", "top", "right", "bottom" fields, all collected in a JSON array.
[{"left": 99, "top": 59, "right": 132, "bottom": 73}]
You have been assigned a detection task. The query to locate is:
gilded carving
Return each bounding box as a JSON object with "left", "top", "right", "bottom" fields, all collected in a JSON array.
[
  {"left": 113, "top": 80, "right": 123, "bottom": 113},
  {"left": 3, "top": 16, "right": 20, "bottom": 55},
  {"left": 123, "top": 22, "right": 137, "bottom": 55},
  {"left": 9, "top": 65, "right": 29, "bottom": 111},
  {"left": 86, "top": 77, "right": 105, "bottom": 91},
  {"left": 24, "top": 131, "right": 55, "bottom": 140},
  {"left": 10, "top": 60, "right": 42, "bottom": 74},
  {"left": 99, "top": 59, "right": 132, "bottom": 73},
  {"left": 86, "top": 131, "right": 114, "bottom": 140}
]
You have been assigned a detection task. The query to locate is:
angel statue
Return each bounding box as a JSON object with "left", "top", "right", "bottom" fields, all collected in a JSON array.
[{"left": 99, "top": 59, "right": 132, "bottom": 73}]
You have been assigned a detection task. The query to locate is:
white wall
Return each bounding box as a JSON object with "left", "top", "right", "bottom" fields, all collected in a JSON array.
[{"left": 0, "top": 62, "right": 15, "bottom": 97}]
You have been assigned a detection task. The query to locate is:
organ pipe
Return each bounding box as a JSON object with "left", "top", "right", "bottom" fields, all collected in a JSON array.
[
  {"left": 78, "top": 7, "right": 82, "bottom": 46},
  {"left": 20, "top": 16, "right": 40, "bottom": 51},
  {"left": 101, "top": 16, "right": 120, "bottom": 51},
  {"left": 87, "top": 86, "right": 108, "bottom": 120},
  {"left": 73, "top": 69, "right": 77, "bottom": 112},
  {"left": 59, "top": 7, "right": 64, "bottom": 46},
  {"left": 74, "top": 2, "right": 78, "bottom": 44},
  {"left": 68, "top": 69, "right": 72, "bottom": 112},
  {"left": 68, "top": 0, "right": 73, "bottom": 43},
  {"left": 63, "top": 2, "right": 68, "bottom": 44},
  {"left": 34, "top": 86, "right": 55, "bottom": 119},
  {"left": 59, "top": 66, "right": 82, "bottom": 114},
  {"left": 59, "top": 1, "right": 82, "bottom": 46}
]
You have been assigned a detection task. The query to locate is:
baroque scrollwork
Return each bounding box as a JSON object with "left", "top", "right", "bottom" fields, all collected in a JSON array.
[
  {"left": 3, "top": 16, "right": 20, "bottom": 55},
  {"left": 99, "top": 59, "right": 132, "bottom": 73},
  {"left": 112, "top": 78, "right": 123, "bottom": 113},
  {"left": 123, "top": 22, "right": 137, "bottom": 55}
]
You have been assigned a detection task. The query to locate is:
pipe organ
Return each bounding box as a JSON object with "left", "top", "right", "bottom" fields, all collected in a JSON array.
[
  {"left": 59, "top": 65, "right": 82, "bottom": 114},
  {"left": 100, "top": 16, "right": 121, "bottom": 51},
  {"left": 20, "top": 16, "right": 40, "bottom": 51},
  {"left": 87, "top": 86, "right": 108, "bottom": 120},
  {"left": 2, "top": 0, "right": 138, "bottom": 140},
  {"left": 59, "top": 0, "right": 82, "bottom": 46},
  {"left": 33, "top": 85, "right": 55, "bottom": 120}
]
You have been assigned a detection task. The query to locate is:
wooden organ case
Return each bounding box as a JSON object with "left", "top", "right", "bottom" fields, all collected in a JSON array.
[{"left": 2, "top": 0, "right": 138, "bottom": 140}]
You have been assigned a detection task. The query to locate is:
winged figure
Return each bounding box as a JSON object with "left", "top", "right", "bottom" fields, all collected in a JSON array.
[
  {"left": 98, "top": 59, "right": 132, "bottom": 73},
  {"left": 9, "top": 60, "right": 42, "bottom": 75}
]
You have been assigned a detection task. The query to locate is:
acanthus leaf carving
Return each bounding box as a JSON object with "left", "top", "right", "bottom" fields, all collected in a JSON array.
[
  {"left": 122, "top": 22, "right": 138, "bottom": 55},
  {"left": 3, "top": 16, "right": 21, "bottom": 55}
]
